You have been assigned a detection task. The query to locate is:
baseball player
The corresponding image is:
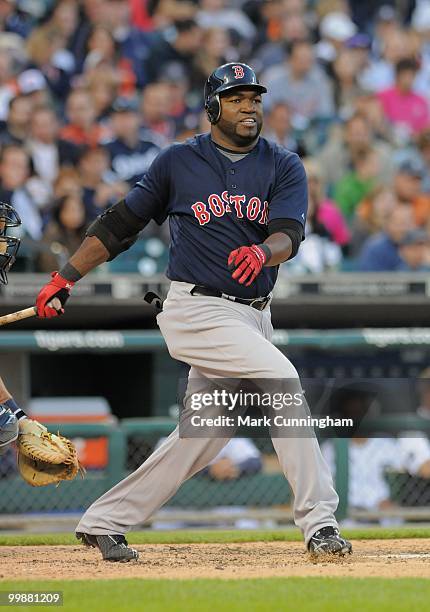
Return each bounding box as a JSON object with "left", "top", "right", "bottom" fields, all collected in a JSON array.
[
  {"left": 0, "top": 202, "right": 82, "bottom": 484},
  {"left": 0, "top": 202, "right": 29, "bottom": 453},
  {"left": 34, "top": 63, "right": 352, "bottom": 562}
]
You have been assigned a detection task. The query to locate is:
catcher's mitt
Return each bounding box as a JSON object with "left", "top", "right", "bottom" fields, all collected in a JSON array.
[{"left": 17, "top": 419, "right": 85, "bottom": 487}]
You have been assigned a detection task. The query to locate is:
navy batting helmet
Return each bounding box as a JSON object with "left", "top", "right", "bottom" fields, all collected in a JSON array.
[
  {"left": 0, "top": 202, "right": 21, "bottom": 285},
  {"left": 204, "top": 63, "right": 267, "bottom": 124}
]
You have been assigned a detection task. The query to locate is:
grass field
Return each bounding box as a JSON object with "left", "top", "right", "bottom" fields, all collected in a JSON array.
[
  {"left": 1, "top": 525, "right": 429, "bottom": 546},
  {"left": 2, "top": 577, "right": 430, "bottom": 612},
  {"left": 2, "top": 528, "right": 430, "bottom": 611}
]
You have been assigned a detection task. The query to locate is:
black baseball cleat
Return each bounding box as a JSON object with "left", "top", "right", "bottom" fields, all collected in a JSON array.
[
  {"left": 308, "top": 526, "right": 352, "bottom": 556},
  {"left": 76, "top": 532, "right": 139, "bottom": 562}
]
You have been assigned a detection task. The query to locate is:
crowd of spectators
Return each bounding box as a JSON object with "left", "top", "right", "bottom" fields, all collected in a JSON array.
[{"left": 1, "top": 0, "right": 430, "bottom": 275}]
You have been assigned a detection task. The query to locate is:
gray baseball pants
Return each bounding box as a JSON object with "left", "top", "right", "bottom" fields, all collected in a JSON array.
[{"left": 76, "top": 281, "right": 339, "bottom": 545}]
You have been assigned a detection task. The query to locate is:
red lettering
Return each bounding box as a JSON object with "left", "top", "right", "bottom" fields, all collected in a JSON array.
[
  {"left": 246, "top": 196, "right": 261, "bottom": 221},
  {"left": 208, "top": 193, "right": 225, "bottom": 217},
  {"left": 229, "top": 194, "right": 245, "bottom": 218},
  {"left": 191, "top": 194, "right": 267, "bottom": 225},
  {"left": 191, "top": 202, "right": 211, "bottom": 225},
  {"left": 222, "top": 191, "right": 231, "bottom": 212},
  {"left": 258, "top": 200, "right": 268, "bottom": 225},
  {"left": 232, "top": 65, "right": 245, "bottom": 79}
]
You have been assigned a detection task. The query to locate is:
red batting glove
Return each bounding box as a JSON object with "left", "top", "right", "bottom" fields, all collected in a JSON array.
[
  {"left": 35, "top": 272, "right": 75, "bottom": 318},
  {"left": 228, "top": 244, "right": 270, "bottom": 286}
]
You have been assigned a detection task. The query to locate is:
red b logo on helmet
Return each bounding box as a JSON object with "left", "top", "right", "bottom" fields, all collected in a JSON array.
[{"left": 232, "top": 65, "right": 245, "bottom": 79}]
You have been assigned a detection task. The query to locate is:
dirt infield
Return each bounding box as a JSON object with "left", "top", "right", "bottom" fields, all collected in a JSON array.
[{"left": 2, "top": 539, "right": 430, "bottom": 580}]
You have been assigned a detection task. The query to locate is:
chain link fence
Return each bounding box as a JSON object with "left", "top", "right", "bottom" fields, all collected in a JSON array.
[{"left": 1, "top": 419, "right": 430, "bottom": 526}]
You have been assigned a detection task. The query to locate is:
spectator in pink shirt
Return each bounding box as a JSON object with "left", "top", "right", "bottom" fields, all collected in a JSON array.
[
  {"left": 303, "top": 158, "right": 351, "bottom": 247},
  {"left": 378, "top": 58, "right": 430, "bottom": 139}
]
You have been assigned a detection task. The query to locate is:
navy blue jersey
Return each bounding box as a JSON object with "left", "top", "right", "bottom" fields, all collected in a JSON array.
[
  {"left": 125, "top": 133, "right": 307, "bottom": 298},
  {"left": 105, "top": 136, "right": 160, "bottom": 186}
]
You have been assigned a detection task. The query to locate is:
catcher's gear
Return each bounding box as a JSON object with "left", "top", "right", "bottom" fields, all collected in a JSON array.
[
  {"left": 0, "top": 202, "right": 21, "bottom": 285},
  {"left": 35, "top": 271, "right": 75, "bottom": 318},
  {"left": 228, "top": 243, "right": 271, "bottom": 286},
  {"left": 204, "top": 62, "right": 267, "bottom": 124},
  {"left": 0, "top": 405, "right": 18, "bottom": 453},
  {"left": 17, "top": 419, "right": 85, "bottom": 487},
  {"left": 0, "top": 201, "right": 21, "bottom": 230}
]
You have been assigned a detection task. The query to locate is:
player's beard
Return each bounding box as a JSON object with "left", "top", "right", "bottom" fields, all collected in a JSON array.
[{"left": 217, "top": 116, "right": 263, "bottom": 148}]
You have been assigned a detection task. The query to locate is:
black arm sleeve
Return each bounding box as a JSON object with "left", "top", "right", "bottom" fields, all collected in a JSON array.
[
  {"left": 86, "top": 199, "right": 149, "bottom": 261},
  {"left": 268, "top": 218, "right": 304, "bottom": 260}
]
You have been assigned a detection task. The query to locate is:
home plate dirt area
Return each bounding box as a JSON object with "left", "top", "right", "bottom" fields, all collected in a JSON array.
[{"left": 2, "top": 539, "right": 430, "bottom": 580}]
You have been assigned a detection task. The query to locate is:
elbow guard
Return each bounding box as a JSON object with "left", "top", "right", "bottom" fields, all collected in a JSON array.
[
  {"left": 268, "top": 218, "right": 304, "bottom": 260},
  {"left": 86, "top": 199, "right": 148, "bottom": 261}
]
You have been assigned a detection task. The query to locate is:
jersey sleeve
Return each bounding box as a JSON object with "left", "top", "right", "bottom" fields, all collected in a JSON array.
[
  {"left": 268, "top": 151, "right": 308, "bottom": 226},
  {"left": 124, "top": 146, "right": 171, "bottom": 225}
]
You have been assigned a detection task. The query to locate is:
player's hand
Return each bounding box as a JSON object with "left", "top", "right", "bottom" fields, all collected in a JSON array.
[
  {"left": 35, "top": 271, "right": 75, "bottom": 318},
  {"left": 209, "top": 458, "right": 240, "bottom": 480},
  {"left": 228, "top": 244, "right": 269, "bottom": 286},
  {"left": 18, "top": 418, "right": 47, "bottom": 435}
]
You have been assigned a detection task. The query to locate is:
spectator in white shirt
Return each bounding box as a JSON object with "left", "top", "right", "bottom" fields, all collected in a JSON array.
[
  {"left": 28, "top": 105, "right": 80, "bottom": 189},
  {"left": 0, "top": 144, "right": 43, "bottom": 241},
  {"left": 322, "top": 436, "right": 430, "bottom": 512}
]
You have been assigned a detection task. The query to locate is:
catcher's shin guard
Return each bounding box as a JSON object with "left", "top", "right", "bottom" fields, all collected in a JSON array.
[
  {"left": 0, "top": 406, "right": 18, "bottom": 452},
  {"left": 76, "top": 532, "right": 139, "bottom": 562}
]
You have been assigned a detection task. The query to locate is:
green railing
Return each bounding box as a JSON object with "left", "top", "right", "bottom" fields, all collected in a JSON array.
[{"left": 1, "top": 328, "right": 430, "bottom": 352}]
